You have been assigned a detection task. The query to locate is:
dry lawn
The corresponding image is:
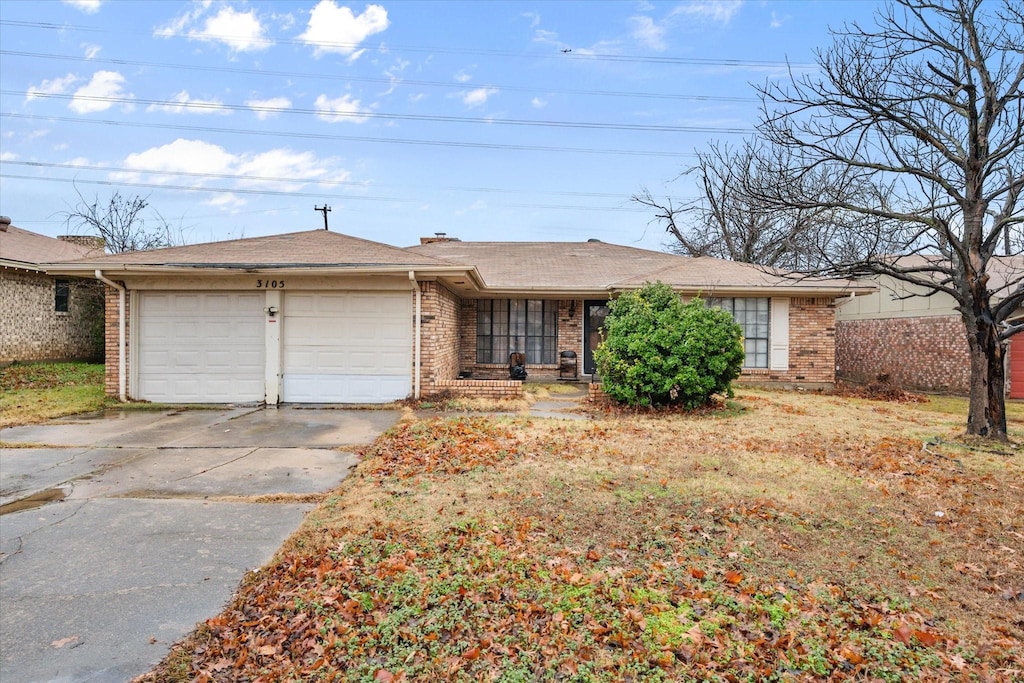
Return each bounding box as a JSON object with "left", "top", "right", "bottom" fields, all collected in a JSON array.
[{"left": 140, "top": 389, "right": 1023, "bottom": 682}]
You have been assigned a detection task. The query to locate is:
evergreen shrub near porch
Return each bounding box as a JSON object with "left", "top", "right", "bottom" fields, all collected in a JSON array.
[{"left": 593, "top": 282, "right": 744, "bottom": 408}]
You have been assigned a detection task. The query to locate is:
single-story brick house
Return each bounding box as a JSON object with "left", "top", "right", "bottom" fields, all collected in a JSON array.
[
  {"left": 0, "top": 217, "right": 106, "bottom": 364},
  {"left": 836, "top": 255, "right": 1024, "bottom": 396},
  {"left": 44, "top": 229, "right": 871, "bottom": 403}
]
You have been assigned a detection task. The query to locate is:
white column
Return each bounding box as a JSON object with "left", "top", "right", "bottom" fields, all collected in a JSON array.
[{"left": 264, "top": 290, "right": 283, "bottom": 404}]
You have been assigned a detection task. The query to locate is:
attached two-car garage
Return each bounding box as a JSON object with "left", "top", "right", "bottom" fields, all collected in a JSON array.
[{"left": 134, "top": 290, "right": 412, "bottom": 404}]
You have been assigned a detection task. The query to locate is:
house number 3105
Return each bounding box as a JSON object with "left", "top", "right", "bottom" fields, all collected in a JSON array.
[{"left": 256, "top": 279, "right": 285, "bottom": 289}]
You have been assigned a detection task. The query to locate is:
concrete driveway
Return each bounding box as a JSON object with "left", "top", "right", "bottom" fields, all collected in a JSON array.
[{"left": 0, "top": 406, "right": 399, "bottom": 683}]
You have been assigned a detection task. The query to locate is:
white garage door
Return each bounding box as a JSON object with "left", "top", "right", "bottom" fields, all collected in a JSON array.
[
  {"left": 282, "top": 291, "right": 412, "bottom": 403},
  {"left": 136, "top": 292, "right": 265, "bottom": 403}
]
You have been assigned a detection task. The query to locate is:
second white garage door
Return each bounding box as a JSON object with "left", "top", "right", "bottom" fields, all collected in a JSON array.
[{"left": 281, "top": 291, "right": 412, "bottom": 403}]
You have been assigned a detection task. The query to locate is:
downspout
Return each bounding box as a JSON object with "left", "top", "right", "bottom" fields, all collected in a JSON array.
[
  {"left": 94, "top": 269, "right": 126, "bottom": 402},
  {"left": 409, "top": 271, "right": 421, "bottom": 399}
]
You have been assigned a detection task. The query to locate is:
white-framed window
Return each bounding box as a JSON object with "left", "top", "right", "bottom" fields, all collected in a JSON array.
[
  {"left": 476, "top": 299, "right": 558, "bottom": 364},
  {"left": 709, "top": 297, "right": 770, "bottom": 368}
]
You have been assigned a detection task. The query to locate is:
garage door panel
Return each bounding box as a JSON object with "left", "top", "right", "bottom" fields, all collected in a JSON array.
[
  {"left": 282, "top": 291, "right": 411, "bottom": 403},
  {"left": 137, "top": 292, "right": 264, "bottom": 403}
]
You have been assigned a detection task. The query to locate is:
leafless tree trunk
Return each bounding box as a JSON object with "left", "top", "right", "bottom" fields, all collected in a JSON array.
[
  {"left": 61, "top": 187, "right": 179, "bottom": 254},
  {"left": 752, "top": 0, "right": 1023, "bottom": 440}
]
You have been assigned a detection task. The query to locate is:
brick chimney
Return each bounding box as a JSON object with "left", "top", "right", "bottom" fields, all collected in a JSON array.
[
  {"left": 58, "top": 235, "right": 106, "bottom": 252},
  {"left": 420, "top": 232, "right": 461, "bottom": 245}
]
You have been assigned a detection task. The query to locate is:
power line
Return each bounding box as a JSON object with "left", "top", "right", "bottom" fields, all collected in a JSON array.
[
  {"left": 2, "top": 160, "right": 641, "bottom": 200},
  {"left": 0, "top": 50, "right": 759, "bottom": 104},
  {"left": 0, "top": 173, "right": 652, "bottom": 212},
  {"left": 0, "top": 19, "right": 813, "bottom": 69},
  {"left": 1, "top": 112, "right": 701, "bottom": 158},
  {"left": 6, "top": 90, "right": 752, "bottom": 134}
]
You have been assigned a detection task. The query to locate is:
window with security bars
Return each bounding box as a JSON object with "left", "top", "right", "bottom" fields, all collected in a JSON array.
[
  {"left": 476, "top": 299, "right": 558, "bottom": 364},
  {"left": 708, "top": 297, "right": 769, "bottom": 368}
]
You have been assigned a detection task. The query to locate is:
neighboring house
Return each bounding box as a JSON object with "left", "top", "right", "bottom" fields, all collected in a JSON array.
[
  {"left": 0, "top": 217, "right": 105, "bottom": 364},
  {"left": 44, "top": 230, "right": 871, "bottom": 404},
  {"left": 835, "top": 256, "right": 1024, "bottom": 396}
]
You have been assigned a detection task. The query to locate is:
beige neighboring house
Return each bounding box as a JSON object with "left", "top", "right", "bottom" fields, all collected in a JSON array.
[
  {"left": 836, "top": 256, "right": 1024, "bottom": 396},
  {"left": 44, "top": 229, "right": 872, "bottom": 404},
  {"left": 0, "top": 217, "right": 106, "bottom": 364}
]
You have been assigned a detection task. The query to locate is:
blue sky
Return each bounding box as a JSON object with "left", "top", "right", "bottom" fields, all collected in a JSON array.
[{"left": 0, "top": 0, "right": 878, "bottom": 251}]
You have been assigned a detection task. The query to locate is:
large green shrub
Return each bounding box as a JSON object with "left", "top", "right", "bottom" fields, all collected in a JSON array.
[{"left": 593, "top": 282, "right": 745, "bottom": 409}]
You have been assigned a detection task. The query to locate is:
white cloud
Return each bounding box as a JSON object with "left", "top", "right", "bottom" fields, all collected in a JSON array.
[
  {"left": 82, "top": 43, "right": 102, "bottom": 59},
  {"left": 769, "top": 11, "right": 787, "bottom": 29},
  {"left": 462, "top": 87, "right": 498, "bottom": 108},
  {"left": 453, "top": 70, "right": 473, "bottom": 84},
  {"left": 407, "top": 92, "right": 426, "bottom": 103},
  {"left": 246, "top": 96, "right": 292, "bottom": 119},
  {"left": 298, "top": 1, "right": 388, "bottom": 59},
  {"left": 630, "top": 15, "right": 666, "bottom": 50},
  {"left": 522, "top": 12, "right": 540, "bottom": 29},
  {"left": 147, "top": 91, "right": 230, "bottom": 115},
  {"left": 235, "top": 149, "right": 337, "bottom": 189},
  {"left": 156, "top": 4, "right": 271, "bottom": 52},
  {"left": 0, "top": 151, "right": 18, "bottom": 161},
  {"left": 116, "top": 139, "right": 235, "bottom": 182},
  {"left": 112, "top": 139, "right": 349, "bottom": 194},
  {"left": 673, "top": 1, "right": 743, "bottom": 24},
  {"left": 531, "top": 97, "right": 546, "bottom": 109},
  {"left": 314, "top": 93, "right": 371, "bottom": 123},
  {"left": 26, "top": 73, "right": 79, "bottom": 103},
  {"left": 206, "top": 193, "right": 246, "bottom": 209},
  {"left": 69, "top": 71, "right": 130, "bottom": 113},
  {"left": 195, "top": 6, "right": 269, "bottom": 51},
  {"left": 63, "top": 0, "right": 101, "bottom": 13}
]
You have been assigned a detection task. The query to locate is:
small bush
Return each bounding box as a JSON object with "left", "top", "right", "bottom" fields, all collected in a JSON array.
[{"left": 593, "top": 282, "right": 744, "bottom": 409}]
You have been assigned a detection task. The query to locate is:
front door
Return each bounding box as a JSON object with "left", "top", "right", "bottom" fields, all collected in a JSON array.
[{"left": 583, "top": 300, "right": 610, "bottom": 375}]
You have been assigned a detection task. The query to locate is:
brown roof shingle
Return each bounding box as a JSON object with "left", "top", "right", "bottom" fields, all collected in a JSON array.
[
  {"left": 56, "top": 230, "right": 451, "bottom": 268},
  {"left": 0, "top": 224, "right": 104, "bottom": 267},
  {"left": 409, "top": 240, "right": 867, "bottom": 294}
]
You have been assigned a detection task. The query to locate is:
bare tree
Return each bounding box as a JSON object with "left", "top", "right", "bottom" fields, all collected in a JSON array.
[
  {"left": 752, "top": 0, "right": 1023, "bottom": 439},
  {"left": 635, "top": 140, "right": 886, "bottom": 270},
  {"left": 61, "top": 188, "right": 178, "bottom": 254}
]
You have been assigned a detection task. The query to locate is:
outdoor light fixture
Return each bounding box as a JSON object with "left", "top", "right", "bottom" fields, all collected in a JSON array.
[
  {"left": 568, "top": 300, "right": 577, "bottom": 318},
  {"left": 265, "top": 306, "right": 278, "bottom": 318}
]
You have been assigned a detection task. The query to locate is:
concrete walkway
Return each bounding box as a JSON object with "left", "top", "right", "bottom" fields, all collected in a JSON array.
[
  {"left": 526, "top": 383, "right": 590, "bottom": 420},
  {"left": 0, "top": 406, "right": 399, "bottom": 683}
]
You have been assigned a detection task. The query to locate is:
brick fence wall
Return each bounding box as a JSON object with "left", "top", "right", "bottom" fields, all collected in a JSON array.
[
  {"left": 1, "top": 270, "right": 103, "bottom": 363},
  {"left": 836, "top": 315, "right": 970, "bottom": 393},
  {"left": 433, "top": 379, "right": 524, "bottom": 399}
]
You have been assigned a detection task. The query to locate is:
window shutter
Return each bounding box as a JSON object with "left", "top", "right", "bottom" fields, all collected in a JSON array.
[{"left": 769, "top": 297, "right": 789, "bottom": 371}]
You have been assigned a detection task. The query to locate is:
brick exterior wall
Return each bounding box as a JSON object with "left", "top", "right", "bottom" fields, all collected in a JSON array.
[
  {"left": 433, "top": 379, "right": 524, "bottom": 399},
  {"left": 417, "top": 281, "right": 461, "bottom": 391},
  {"left": 103, "top": 285, "right": 130, "bottom": 397},
  {"left": 836, "top": 315, "right": 970, "bottom": 393},
  {"left": 0, "top": 269, "right": 103, "bottom": 363},
  {"left": 458, "top": 299, "right": 584, "bottom": 381}
]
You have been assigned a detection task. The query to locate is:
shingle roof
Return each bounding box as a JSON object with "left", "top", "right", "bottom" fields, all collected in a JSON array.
[
  {"left": 0, "top": 224, "right": 104, "bottom": 268},
  {"left": 58, "top": 230, "right": 451, "bottom": 268},
  {"left": 409, "top": 240, "right": 867, "bottom": 294},
  {"left": 409, "top": 240, "right": 681, "bottom": 289}
]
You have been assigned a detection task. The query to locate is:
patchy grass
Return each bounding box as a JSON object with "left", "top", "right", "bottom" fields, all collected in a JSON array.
[
  {"left": 0, "top": 362, "right": 105, "bottom": 428},
  {"left": 139, "top": 389, "right": 1023, "bottom": 682}
]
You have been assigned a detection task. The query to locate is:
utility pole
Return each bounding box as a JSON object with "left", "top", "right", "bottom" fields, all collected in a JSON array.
[{"left": 314, "top": 204, "right": 331, "bottom": 230}]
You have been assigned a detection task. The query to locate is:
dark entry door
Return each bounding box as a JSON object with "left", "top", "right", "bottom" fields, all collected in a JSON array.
[{"left": 583, "top": 300, "right": 610, "bottom": 375}]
